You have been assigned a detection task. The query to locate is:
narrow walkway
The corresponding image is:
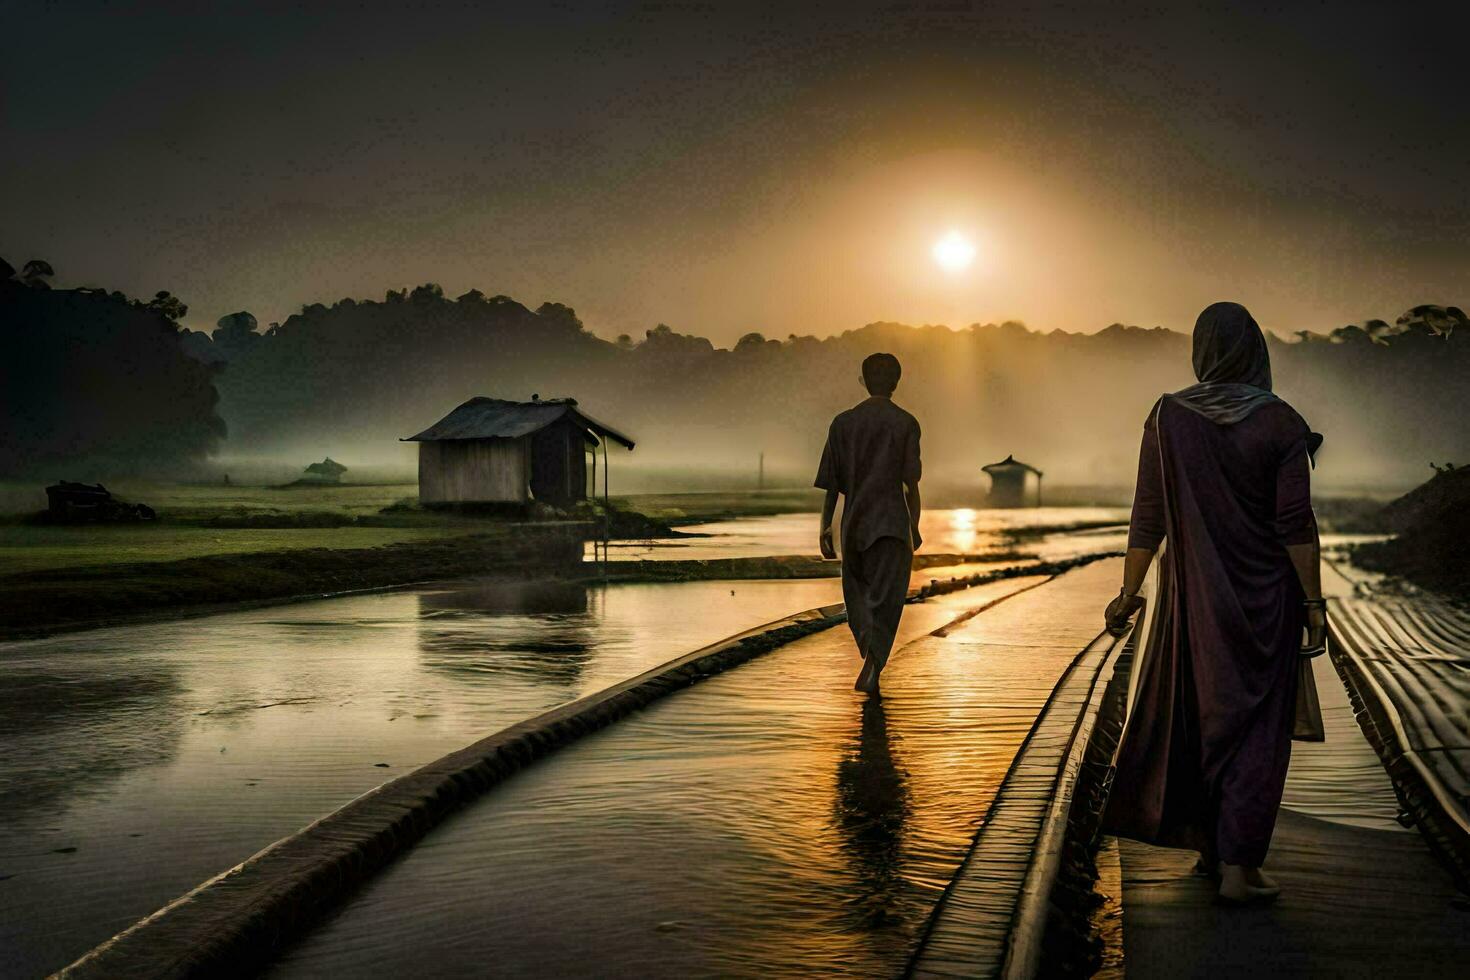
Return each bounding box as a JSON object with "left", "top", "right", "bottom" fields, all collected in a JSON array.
[
  {"left": 1117, "top": 809, "right": 1467, "bottom": 978},
  {"left": 1113, "top": 645, "right": 1468, "bottom": 978},
  {"left": 270, "top": 561, "right": 1124, "bottom": 977},
  {"left": 1112, "top": 564, "right": 1470, "bottom": 978}
]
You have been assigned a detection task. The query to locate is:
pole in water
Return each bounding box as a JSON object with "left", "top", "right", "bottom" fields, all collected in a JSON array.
[
  {"left": 602, "top": 438, "right": 610, "bottom": 573},
  {"left": 590, "top": 442, "right": 600, "bottom": 565},
  {"left": 758, "top": 451, "right": 764, "bottom": 491}
]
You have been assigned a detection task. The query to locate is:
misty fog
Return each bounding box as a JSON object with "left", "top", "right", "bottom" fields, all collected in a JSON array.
[{"left": 5, "top": 270, "right": 1465, "bottom": 497}]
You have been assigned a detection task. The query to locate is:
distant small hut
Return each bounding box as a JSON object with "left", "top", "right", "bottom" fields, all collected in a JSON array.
[
  {"left": 982, "top": 455, "right": 1043, "bottom": 508},
  {"left": 44, "top": 481, "right": 155, "bottom": 522},
  {"left": 404, "top": 396, "right": 635, "bottom": 507},
  {"left": 302, "top": 457, "right": 348, "bottom": 484}
]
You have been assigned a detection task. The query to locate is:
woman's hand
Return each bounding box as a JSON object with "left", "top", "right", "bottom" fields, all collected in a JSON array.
[
  {"left": 1104, "top": 589, "right": 1145, "bottom": 637},
  {"left": 819, "top": 524, "right": 837, "bottom": 560},
  {"left": 1302, "top": 600, "right": 1327, "bottom": 656}
]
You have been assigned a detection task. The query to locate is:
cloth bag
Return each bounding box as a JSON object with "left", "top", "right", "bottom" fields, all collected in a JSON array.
[{"left": 1293, "top": 648, "right": 1326, "bottom": 742}]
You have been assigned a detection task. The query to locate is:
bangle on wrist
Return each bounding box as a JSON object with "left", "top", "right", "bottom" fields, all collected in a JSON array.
[{"left": 1303, "top": 597, "right": 1327, "bottom": 608}]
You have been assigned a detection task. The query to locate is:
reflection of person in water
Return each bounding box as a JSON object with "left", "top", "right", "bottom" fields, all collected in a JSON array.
[
  {"left": 816, "top": 352, "right": 923, "bottom": 693},
  {"left": 834, "top": 694, "right": 909, "bottom": 930}
]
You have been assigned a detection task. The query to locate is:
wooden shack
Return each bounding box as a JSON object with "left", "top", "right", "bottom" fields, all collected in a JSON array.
[
  {"left": 982, "top": 455, "right": 1043, "bottom": 508},
  {"left": 404, "top": 396, "right": 634, "bottom": 507}
]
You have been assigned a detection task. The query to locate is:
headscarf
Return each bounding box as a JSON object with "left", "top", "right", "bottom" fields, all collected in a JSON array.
[{"left": 1168, "top": 301, "right": 1322, "bottom": 460}]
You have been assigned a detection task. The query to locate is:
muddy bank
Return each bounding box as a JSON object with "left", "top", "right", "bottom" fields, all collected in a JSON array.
[
  {"left": 0, "top": 525, "right": 589, "bottom": 640},
  {"left": 0, "top": 512, "right": 1107, "bottom": 641},
  {"left": 1350, "top": 468, "right": 1470, "bottom": 600},
  {"left": 0, "top": 530, "right": 1022, "bottom": 641}
]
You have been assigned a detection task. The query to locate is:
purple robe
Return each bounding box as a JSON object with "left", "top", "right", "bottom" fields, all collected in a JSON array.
[{"left": 1104, "top": 394, "right": 1316, "bottom": 866}]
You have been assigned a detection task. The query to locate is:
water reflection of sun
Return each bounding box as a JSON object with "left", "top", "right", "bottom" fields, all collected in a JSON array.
[{"left": 947, "top": 508, "right": 979, "bottom": 554}]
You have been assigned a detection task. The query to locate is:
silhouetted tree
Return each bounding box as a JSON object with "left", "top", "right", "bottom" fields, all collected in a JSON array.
[
  {"left": 144, "top": 290, "right": 188, "bottom": 321},
  {"left": 212, "top": 311, "right": 260, "bottom": 360},
  {"left": 20, "top": 259, "right": 54, "bottom": 289},
  {"left": 535, "top": 302, "right": 585, "bottom": 333},
  {"left": 1, "top": 273, "right": 225, "bottom": 476}
]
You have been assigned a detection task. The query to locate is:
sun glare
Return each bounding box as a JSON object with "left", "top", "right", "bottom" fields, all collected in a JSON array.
[{"left": 932, "top": 230, "right": 976, "bottom": 273}]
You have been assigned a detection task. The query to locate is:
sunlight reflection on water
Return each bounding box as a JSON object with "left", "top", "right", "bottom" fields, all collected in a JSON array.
[
  {"left": 2, "top": 508, "right": 1120, "bottom": 974},
  {"left": 590, "top": 506, "right": 1129, "bottom": 561},
  {"left": 270, "top": 578, "right": 1075, "bottom": 978}
]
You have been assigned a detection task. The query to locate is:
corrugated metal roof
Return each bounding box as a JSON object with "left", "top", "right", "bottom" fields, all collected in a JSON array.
[{"left": 402, "top": 397, "right": 635, "bottom": 449}]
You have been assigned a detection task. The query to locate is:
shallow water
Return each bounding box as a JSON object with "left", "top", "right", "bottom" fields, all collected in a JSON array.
[
  {"left": 591, "top": 506, "right": 1128, "bottom": 561},
  {"left": 4, "top": 506, "right": 1088, "bottom": 975},
  {"left": 0, "top": 577, "right": 844, "bottom": 977},
  {"left": 270, "top": 573, "right": 1095, "bottom": 978},
  {"left": 0, "top": 511, "right": 1396, "bottom": 976}
]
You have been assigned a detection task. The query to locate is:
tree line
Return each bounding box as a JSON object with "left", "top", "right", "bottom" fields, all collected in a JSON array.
[
  {"left": 1, "top": 258, "right": 224, "bottom": 478},
  {"left": 4, "top": 257, "right": 1465, "bottom": 489}
]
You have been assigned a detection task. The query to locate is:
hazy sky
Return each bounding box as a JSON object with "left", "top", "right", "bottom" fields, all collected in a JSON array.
[{"left": 4, "top": 1, "right": 1467, "bottom": 345}]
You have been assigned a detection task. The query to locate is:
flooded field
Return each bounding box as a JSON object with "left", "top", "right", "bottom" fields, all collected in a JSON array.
[
  {"left": 269, "top": 572, "right": 1095, "bottom": 978},
  {"left": 3, "top": 507, "right": 1386, "bottom": 978},
  {"left": 0, "top": 506, "right": 1100, "bottom": 975},
  {"left": 595, "top": 506, "right": 1129, "bottom": 561},
  {"left": 0, "top": 577, "right": 846, "bottom": 976}
]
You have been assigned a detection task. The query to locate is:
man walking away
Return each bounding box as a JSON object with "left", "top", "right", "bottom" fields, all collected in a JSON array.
[{"left": 816, "top": 352, "right": 923, "bottom": 693}]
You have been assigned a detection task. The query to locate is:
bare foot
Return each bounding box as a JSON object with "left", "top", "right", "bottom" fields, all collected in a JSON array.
[
  {"left": 1245, "top": 867, "right": 1280, "bottom": 894},
  {"left": 1217, "top": 863, "right": 1280, "bottom": 905},
  {"left": 854, "top": 660, "right": 881, "bottom": 693}
]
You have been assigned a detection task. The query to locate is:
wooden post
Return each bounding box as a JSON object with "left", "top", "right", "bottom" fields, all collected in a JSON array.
[
  {"left": 758, "top": 451, "right": 765, "bottom": 490},
  {"left": 602, "top": 439, "right": 610, "bottom": 574}
]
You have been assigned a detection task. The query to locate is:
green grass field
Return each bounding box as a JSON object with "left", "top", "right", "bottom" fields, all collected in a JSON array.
[
  {"left": 0, "top": 479, "right": 419, "bottom": 519},
  {"left": 0, "top": 481, "right": 480, "bottom": 575},
  {"left": 0, "top": 524, "right": 467, "bottom": 575},
  {"left": 0, "top": 480, "right": 820, "bottom": 576}
]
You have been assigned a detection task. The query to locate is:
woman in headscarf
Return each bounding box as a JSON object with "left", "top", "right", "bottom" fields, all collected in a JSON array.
[{"left": 1102, "top": 301, "right": 1327, "bottom": 904}]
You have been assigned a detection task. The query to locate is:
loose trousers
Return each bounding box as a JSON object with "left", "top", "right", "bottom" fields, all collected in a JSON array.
[{"left": 841, "top": 535, "right": 913, "bottom": 672}]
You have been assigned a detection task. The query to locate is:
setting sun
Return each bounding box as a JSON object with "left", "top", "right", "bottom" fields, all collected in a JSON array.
[{"left": 932, "top": 230, "right": 977, "bottom": 273}]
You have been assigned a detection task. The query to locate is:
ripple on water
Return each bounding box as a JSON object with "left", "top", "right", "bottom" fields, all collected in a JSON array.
[
  {"left": 270, "top": 574, "right": 1101, "bottom": 978},
  {"left": 0, "top": 577, "right": 844, "bottom": 977}
]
